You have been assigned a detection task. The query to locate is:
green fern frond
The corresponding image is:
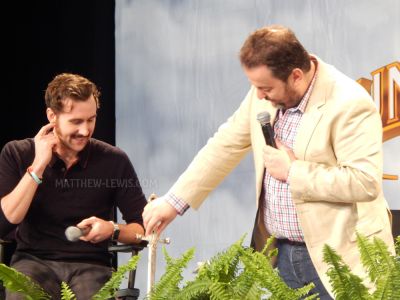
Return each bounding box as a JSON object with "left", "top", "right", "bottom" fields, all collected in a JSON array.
[
  {"left": 196, "top": 235, "right": 249, "bottom": 285},
  {"left": 357, "top": 233, "right": 383, "bottom": 283},
  {"left": 197, "top": 243, "right": 241, "bottom": 283},
  {"left": 180, "top": 235, "right": 272, "bottom": 299},
  {"left": 238, "top": 247, "right": 278, "bottom": 298},
  {"left": 294, "top": 283, "right": 318, "bottom": 300},
  {"left": 369, "top": 235, "right": 400, "bottom": 300},
  {"left": 208, "top": 282, "right": 231, "bottom": 300},
  {"left": 231, "top": 271, "right": 263, "bottom": 300},
  {"left": 175, "top": 278, "right": 212, "bottom": 300},
  {"left": 92, "top": 254, "right": 140, "bottom": 300},
  {"left": 266, "top": 273, "right": 310, "bottom": 300},
  {"left": 261, "top": 235, "right": 278, "bottom": 259},
  {"left": 372, "top": 271, "right": 393, "bottom": 300},
  {"left": 372, "top": 237, "right": 396, "bottom": 269},
  {"left": 395, "top": 236, "right": 400, "bottom": 256},
  {"left": 60, "top": 281, "right": 76, "bottom": 300},
  {"left": 240, "top": 281, "right": 262, "bottom": 300},
  {"left": 323, "top": 245, "right": 371, "bottom": 300},
  {"left": 238, "top": 243, "right": 311, "bottom": 300},
  {"left": 371, "top": 242, "right": 400, "bottom": 300},
  {"left": 162, "top": 244, "right": 174, "bottom": 266},
  {"left": 150, "top": 247, "right": 195, "bottom": 299},
  {"left": 262, "top": 236, "right": 315, "bottom": 299},
  {"left": 386, "top": 269, "right": 400, "bottom": 299},
  {"left": 0, "top": 263, "right": 51, "bottom": 300}
]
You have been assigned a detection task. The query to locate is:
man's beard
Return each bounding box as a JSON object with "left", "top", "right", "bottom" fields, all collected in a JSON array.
[{"left": 267, "top": 84, "right": 302, "bottom": 109}]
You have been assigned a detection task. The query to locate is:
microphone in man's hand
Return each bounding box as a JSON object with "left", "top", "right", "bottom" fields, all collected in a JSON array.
[
  {"left": 257, "top": 111, "right": 277, "bottom": 148},
  {"left": 65, "top": 226, "right": 90, "bottom": 242}
]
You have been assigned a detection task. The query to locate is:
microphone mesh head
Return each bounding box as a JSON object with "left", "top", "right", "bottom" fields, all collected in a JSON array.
[
  {"left": 65, "top": 226, "right": 82, "bottom": 242},
  {"left": 257, "top": 111, "right": 271, "bottom": 125}
]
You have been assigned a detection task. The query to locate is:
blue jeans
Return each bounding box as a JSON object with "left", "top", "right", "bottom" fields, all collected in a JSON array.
[{"left": 276, "top": 239, "right": 332, "bottom": 300}]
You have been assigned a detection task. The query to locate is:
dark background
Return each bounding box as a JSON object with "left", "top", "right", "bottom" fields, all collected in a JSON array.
[
  {"left": 1, "top": 0, "right": 116, "bottom": 265},
  {"left": 1, "top": 0, "right": 115, "bottom": 149}
]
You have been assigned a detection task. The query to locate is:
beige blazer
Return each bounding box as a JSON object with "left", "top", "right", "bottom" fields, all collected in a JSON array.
[{"left": 169, "top": 57, "right": 394, "bottom": 296}]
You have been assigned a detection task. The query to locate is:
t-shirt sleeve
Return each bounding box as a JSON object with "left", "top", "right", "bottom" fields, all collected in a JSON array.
[
  {"left": 0, "top": 142, "right": 23, "bottom": 237},
  {"left": 113, "top": 151, "right": 147, "bottom": 226}
]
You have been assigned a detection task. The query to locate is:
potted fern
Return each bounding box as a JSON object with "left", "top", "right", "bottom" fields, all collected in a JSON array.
[
  {"left": 1, "top": 235, "right": 399, "bottom": 299},
  {"left": 323, "top": 234, "right": 400, "bottom": 300},
  {"left": 148, "top": 235, "right": 317, "bottom": 300},
  {"left": 148, "top": 234, "right": 400, "bottom": 300}
]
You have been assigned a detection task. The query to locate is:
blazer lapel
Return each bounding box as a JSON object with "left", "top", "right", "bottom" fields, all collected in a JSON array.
[
  {"left": 294, "top": 58, "right": 334, "bottom": 160},
  {"left": 295, "top": 105, "right": 324, "bottom": 160}
]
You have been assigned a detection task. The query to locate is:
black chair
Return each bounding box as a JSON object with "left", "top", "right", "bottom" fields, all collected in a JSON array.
[{"left": 108, "top": 241, "right": 148, "bottom": 300}]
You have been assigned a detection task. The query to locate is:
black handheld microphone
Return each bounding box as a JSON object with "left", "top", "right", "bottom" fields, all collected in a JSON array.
[
  {"left": 65, "top": 226, "right": 90, "bottom": 242},
  {"left": 257, "top": 111, "right": 276, "bottom": 148}
]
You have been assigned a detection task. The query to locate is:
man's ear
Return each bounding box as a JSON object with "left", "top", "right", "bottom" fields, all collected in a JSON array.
[
  {"left": 291, "top": 68, "right": 303, "bottom": 84},
  {"left": 46, "top": 108, "right": 57, "bottom": 123}
]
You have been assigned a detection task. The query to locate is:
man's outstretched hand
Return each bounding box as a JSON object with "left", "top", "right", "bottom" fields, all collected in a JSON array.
[{"left": 142, "top": 196, "right": 178, "bottom": 236}]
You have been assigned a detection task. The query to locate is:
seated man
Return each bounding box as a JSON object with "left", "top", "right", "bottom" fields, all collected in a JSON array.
[{"left": 0, "top": 73, "right": 148, "bottom": 299}]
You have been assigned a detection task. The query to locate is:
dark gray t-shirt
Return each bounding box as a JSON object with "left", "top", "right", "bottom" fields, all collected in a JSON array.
[{"left": 0, "top": 138, "right": 147, "bottom": 266}]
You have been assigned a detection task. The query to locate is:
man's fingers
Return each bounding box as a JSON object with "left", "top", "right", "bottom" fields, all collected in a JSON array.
[
  {"left": 77, "top": 219, "right": 92, "bottom": 228},
  {"left": 79, "top": 235, "right": 101, "bottom": 243},
  {"left": 275, "top": 139, "right": 296, "bottom": 161},
  {"left": 156, "top": 220, "right": 170, "bottom": 236},
  {"left": 78, "top": 216, "right": 97, "bottom": 226},
  {"left": 37, "top": 123, "right": 55, "bottom": 136},
  {"left": 142, "top": 198, "right": 163, "bottom": 230},
  {"left": 142, "top": 196, "right": 178, "bottom": 236},
  {"left": 145, "top": 216, "right": 161, "bottom": 236},
  {"left": 275, "top": 139, "right": 284, "bottom": 149},
  {"left": 263, "top": 145, "right": 278, "bottom": 156}
]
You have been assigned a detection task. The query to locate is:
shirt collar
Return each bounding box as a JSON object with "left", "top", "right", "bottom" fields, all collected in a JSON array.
[{"left": 48, "top": 140, "right": 91, "bottom": 169}]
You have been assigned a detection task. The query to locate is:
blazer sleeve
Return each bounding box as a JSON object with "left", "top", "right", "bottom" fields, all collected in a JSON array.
[{"left": 169, "top": 87, "right": 255, "bottom": 209}]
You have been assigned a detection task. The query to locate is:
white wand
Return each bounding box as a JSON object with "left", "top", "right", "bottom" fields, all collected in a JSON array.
[{"left": 138, "top": 194, "right": 171, "bottom": 296}]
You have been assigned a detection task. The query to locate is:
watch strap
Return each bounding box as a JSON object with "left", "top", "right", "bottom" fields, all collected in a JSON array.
[{"left": 109, "top": 221, "right": 120, "bottom": 241}]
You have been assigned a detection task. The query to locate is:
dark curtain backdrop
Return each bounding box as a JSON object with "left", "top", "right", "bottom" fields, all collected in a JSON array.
[
  {"left": 0, "top": 0, "right": 115, "bottom": 265},
  {"left": 1, "top": 0, "right": 115, "bottom": 149}
]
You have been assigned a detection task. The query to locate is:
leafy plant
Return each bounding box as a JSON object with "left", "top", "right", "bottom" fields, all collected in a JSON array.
[
  {"left": 148, "top": 247, "right": 195, "bottom": 299},
  {"left": 0, "top": 253, "right": 140, "bottom": 300},
  {"left": 323, "top": 233, "right": 400, "bottom": 300},
  {"left": 1, "top": 235, "right": 399, "bottom": 299},
  {"left": 0, "top": 263, "right": 51, "bottom": 300},
  {"left": 92, "top": 254, "right": 140, "bottom": 299},
  {"left": 61, "top": 282, "right": 76, "bottom": 300},
  {"left": 149, "top": 235, "right": 317, "bottom": 300}
]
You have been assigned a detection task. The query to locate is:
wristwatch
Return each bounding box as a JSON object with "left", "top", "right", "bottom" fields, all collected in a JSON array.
[{"left": 109, "top": 221, "right": 120, "bottom": 241}]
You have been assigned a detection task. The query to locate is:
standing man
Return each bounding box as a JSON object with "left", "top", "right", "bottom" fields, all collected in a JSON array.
[
  {"left": 143, "top": 25, "right": 394, "bottom": 299},
  {"left": 0, "top": 73, "right": 147, "bottom": 299}
]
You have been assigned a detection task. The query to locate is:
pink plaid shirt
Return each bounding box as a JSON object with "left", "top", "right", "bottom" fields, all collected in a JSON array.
[{"left": 264, "top": 70, "right": 317, "bottom": 242}]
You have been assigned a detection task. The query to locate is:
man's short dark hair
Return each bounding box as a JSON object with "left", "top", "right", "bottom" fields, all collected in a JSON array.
[
  {"left": 45, "top": 73, "right": 100, "bottom": 112},
  {"left": 240, "top": 25, "right": 311, "bottom": 81}
]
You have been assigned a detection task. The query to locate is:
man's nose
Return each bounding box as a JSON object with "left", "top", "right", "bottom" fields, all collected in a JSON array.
[
  {"left": 257, "top": 89, "right": 267, "bottom": 100},
  {"left": 78, "top": 124, "right": 90, "bottom": 136}
]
